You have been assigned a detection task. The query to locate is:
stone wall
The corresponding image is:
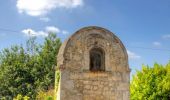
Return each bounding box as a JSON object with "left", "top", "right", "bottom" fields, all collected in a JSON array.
[{"left": 56, "top": 26, "right": 130, "bottom": 100}]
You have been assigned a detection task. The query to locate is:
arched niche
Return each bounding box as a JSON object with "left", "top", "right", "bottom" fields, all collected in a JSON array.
[{"left": 90, "top": 47, "right": 105, "bottom": 71}]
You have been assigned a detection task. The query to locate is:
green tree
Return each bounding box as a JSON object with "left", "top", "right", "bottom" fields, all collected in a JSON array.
[
  {"left": 130, "top": 62, "right": 170, "bottom": 100},
  {"left": 0, "top": 33, "right": 61, "bottom": 99},
  {"left": 0, "top": 46, "right": 35, "bottom": 99},
  {"left": 33, "top": 33, "right": 61, "bottom": 91}
]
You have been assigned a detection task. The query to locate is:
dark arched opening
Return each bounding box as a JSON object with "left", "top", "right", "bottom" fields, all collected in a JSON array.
[{"left": 90, "top": 48, "right": 105, "bottom": 71}]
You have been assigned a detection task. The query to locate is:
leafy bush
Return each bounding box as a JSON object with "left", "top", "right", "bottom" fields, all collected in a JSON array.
[
  {"left": 131, "top": 62, "right": 170, "bottom": 100},
  {"left": 0, "top": 33, "right": 61, "bottom": 99},
  {"left": 13, "top": 94, "right": 30, "bottom": 100},
  {"left": 36, "top": 89, "right": 54, "bottom": 100}
]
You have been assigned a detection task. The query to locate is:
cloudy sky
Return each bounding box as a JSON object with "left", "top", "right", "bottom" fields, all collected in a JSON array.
[{"left": 0, "top": 0, "right": 170, "bottom": 76}]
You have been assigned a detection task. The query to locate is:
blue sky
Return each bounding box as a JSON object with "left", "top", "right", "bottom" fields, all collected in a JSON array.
[{"left": 0, "top": 0, "right": 170, "bottom": 76}]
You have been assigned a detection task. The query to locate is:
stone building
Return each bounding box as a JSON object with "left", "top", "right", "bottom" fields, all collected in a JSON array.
[{"left": 56, "top": 26, "right": 130, "bottom": 100}]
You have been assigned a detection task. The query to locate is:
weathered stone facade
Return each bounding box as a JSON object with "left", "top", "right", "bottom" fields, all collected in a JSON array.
[{"left": 56, "top": 26, "right": 130, "bottom": 100}]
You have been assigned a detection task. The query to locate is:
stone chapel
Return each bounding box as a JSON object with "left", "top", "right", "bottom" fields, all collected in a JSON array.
[{"left": 56, "top": 26, "right": 130, "bottom": 100}]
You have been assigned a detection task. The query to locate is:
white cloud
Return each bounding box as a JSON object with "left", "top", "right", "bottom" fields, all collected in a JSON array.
[
  {"left": 162, "top": 34, "right": 170, "bottom": 39},
  {"left": 22, "top": 28, "right": 48, "bottom": 37},
  {"left": 62, "top": 30, "right": 69, "bottom": 34},
  {"left": 45, "top": 26, "right": 60, "bottom": 33},
  {"left": 16, "top": 0, "right": 83, "bottom": 16},
  {"left": 22, "top": 26, "right": 68, "bottom": 37},
  {"left": 153, "top": 41, "right": 161, "bottom": 47},
  {"left": 127, "top": 50, "right": 141, "bottom": 59},
  {"left": 40, "top": 17, "right": 50, "bottom": 22}
]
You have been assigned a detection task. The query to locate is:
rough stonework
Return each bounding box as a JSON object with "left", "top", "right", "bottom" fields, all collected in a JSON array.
[{"left": 56, "top": 26, "right": 130, "bottom": 100}]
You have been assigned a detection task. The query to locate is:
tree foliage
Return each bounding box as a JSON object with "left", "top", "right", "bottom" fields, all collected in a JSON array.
[
  {"left": 130, "top": 63, "right": 170, "bottom": 100},
  {"left": 0, "top": 33, "right": 61, "bottom": 99}
]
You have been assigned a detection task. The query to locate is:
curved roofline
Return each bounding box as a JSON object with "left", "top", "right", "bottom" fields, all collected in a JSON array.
[{"left": 57, "top": 26, "right": 129, "bottom": 68}]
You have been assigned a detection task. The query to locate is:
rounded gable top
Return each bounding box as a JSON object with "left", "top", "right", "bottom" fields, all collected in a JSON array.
[{"left": 57, "top": 26, "right": 129, "bottom": 71}]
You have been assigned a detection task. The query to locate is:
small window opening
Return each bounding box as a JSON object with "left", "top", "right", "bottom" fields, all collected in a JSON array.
[{"left": 90, "top": 48, "right": 105, "bottom": 71}]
